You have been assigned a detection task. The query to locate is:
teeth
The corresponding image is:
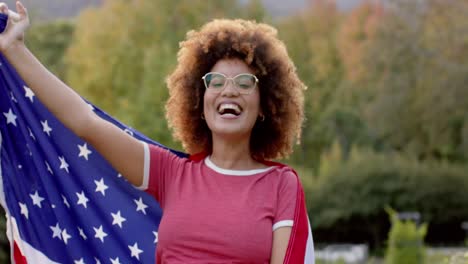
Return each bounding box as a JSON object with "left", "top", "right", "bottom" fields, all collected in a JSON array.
[{"left": 218, "top": 103, "right": 241, "bottom": 115}]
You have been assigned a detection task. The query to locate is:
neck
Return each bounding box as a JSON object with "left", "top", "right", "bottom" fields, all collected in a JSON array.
[{"left": 210, "top": 134, "right": 265, "bottom": 170}]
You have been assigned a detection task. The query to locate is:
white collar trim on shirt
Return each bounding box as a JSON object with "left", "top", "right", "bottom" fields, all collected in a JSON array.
[{"left": 204, "top": 156, "right": 275, "bottom": 176}]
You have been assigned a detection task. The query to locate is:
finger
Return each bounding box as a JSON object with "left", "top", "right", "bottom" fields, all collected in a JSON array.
[{"left": 16, "top": 1, "right": 27, "bottom": 18}]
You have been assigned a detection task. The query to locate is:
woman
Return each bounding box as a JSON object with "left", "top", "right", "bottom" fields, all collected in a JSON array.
[{"left": 0, "top": 1, "right": 311, "bottom": 263}]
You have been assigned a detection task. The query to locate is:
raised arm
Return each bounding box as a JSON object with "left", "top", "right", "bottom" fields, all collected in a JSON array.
[{"left": 0, "top": 1, "right": 145, "bottom": 186}]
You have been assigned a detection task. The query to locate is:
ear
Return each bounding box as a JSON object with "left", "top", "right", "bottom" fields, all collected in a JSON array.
[{"left": 258, "top": 114, "right": 265, "bottom": 122}]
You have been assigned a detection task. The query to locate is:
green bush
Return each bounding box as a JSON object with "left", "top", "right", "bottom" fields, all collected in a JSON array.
[
  {"left": 307, "top": 147, "right": 468, "bottom": 248},
  {"left": 385, "top": 208, "right": 427, "bottom": 264}
]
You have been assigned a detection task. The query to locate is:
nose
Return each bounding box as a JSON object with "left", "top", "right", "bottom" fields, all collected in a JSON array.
[{"left": 221, "top": 79, "right": 239, "bottom": 97}]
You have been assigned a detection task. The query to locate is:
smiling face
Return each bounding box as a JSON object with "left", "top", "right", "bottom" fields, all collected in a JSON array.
[{"left": 203, "top": 58, "right": 261, "bottom": 142}]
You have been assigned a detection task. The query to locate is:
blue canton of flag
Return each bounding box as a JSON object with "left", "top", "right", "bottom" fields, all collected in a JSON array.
[{"left": 0, "top": 13, "right": 185, "bottom": 264}]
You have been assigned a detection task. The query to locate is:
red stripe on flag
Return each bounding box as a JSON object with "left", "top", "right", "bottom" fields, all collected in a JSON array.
[
  {"left": 283, "top": 171, "right": 309, "bottom": 263},
  {"left": 13, "top": 242, "right": 27, "bottom": 264}
]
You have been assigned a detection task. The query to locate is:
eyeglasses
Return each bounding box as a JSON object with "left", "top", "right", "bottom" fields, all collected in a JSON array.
[{"left": 202, "top": 72, "right": 258, "bottom": 95}]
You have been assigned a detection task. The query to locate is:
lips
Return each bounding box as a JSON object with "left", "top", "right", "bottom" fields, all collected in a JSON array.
[{"left": 217, "top": 102, "right": 243, "bottom": 116}]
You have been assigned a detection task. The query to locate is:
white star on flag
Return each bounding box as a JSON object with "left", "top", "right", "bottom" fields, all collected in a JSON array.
[
  {"left": 76, "top": 191, "right": 89, "bottom": 208},
  {"left": 94, "top": 178, "right": 108, "bottom": 196},
  {"left": 134, "top": 197, "right": 148, "bottom": 215},
  {"left": 19, "top": 202, "right": 28, "bottom": 219},
  {"left": 110, "top": 257, "right": 121, "bottom": 264},
  {"left": 24, "top": 85, "right": 35, "bottom": 102},
  {"left": 30, "top": 191, "right": 45, "bottom": 208},
  {"left": 59, "top": 156, "right": 69, "bottom": 173},
  {"left": 50, "top": 223, "right": 62, "bottom": 240},
  {"left": 78, "top": 143, "right": 92, "bottom": 160},
  {"left": 62, "top": 195, "right": 70, "bottom": 208},
  {"left": 94, "top": 257, "right": 101, "bottom": 264},
  {"left": 128, "top": 242, "right": 143, "bottom": 260},
  {"left": 111, "top": 211, "right": 126, "bottom": 228},
  {"left": 78, "top": 227, "right": 87, "bottom": 240},
  {"left": 26, "top": 144, "right": 32, "bottom": 156},
  {"left": 62, "top": 229, "right": 72, "bottom": 244},
  {"left": 3, "top": 108, "right": 17, "bottom": 126},
  {"left": 93, "top": 225, "right": 108, "bottom": 243},
  {"left": 124, "top": 128, "right": 134, "bottom": 136},
  {"left": 41, "top": 120, "right": 52, "bottom": 136},
  {"left": 28, "top": 127, "right": 36, "bottom": 141},
  {"left": 10, "top": 91, "right": 17, "bottom": 102},
  {"left": 45, "top": 161, "right": 53, "bottom": 174},
  {"left": 153, "top": 231, "right": 158, "bottom": 243},
  {"left": 74, "top": 258, "right": 85, "bottom": 264}
]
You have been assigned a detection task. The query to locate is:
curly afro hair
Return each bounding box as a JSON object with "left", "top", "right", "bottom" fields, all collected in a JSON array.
[{"left": 166, "top": 19, "right": 305, "bottom": 161}]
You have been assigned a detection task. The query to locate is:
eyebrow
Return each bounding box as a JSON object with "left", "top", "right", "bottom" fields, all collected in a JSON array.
[{"left": 210, "top": 72, "right": 255, "bottom": 78}]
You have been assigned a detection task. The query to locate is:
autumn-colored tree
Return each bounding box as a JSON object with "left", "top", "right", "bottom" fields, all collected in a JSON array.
[{"left": 337, "top": 1, "right": 383, "bottom": 83}]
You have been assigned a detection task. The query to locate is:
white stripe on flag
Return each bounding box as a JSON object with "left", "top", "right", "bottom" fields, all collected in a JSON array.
[{"left": 304, "top": 216, "right": 315, "bottom": 264}]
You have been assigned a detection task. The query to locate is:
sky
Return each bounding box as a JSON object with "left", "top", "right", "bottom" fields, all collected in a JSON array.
[
  {"left": 242, "top": 0, "right": 366, "bottom": 16},
  {"left": 3, "top": 0, "right": 370, "bottom": 20}
]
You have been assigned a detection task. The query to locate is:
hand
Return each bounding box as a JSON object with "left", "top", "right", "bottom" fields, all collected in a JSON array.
[{"left": 0, "top": 1, "right": 29, "bottom": 52}]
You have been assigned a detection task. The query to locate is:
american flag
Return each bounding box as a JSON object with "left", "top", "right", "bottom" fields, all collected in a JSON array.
[{"left": 0, "top": 48, "right": 188, "bottom": 263}]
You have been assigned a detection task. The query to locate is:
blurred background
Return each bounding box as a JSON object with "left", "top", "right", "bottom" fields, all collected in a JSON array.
[{"left": 1, "top": 0, "right": 467, "bottom": 263}]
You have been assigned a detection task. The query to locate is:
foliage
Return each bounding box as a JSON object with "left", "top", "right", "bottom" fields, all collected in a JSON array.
[
  {"left": 25, "top": 20, "right": 75, "bottom": 79},
  {"left": 385, "top": 207, "right": 427, "bottom": 264},
  {"left": 307, "top": 147, "right": 468, "bottom": 248}
]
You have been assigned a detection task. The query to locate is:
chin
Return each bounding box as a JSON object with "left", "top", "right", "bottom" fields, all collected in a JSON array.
[{"left": 211, "top": 126, "right": 251, "bottom": 140}]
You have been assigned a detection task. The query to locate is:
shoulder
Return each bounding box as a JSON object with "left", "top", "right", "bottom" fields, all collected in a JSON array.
[
  {"left": 266, "top": 165, "right": 299, "bottom": 190},
  {"left": 146, "top": 142, "right": 191, "bottom": 162},
  {"left": 266, "top": 163, "right": 298, "bottom": 178}
]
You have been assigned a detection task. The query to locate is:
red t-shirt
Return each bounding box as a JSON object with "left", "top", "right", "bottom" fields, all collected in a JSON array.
[{"left": 139, "top": 143, "right": 297, "bottom": 263}]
